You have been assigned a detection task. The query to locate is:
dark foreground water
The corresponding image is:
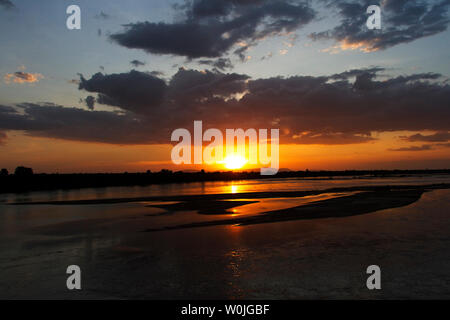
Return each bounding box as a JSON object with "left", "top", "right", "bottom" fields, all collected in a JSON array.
[{"left": 0, "top": 175, "right": 450, "bottom": 299}]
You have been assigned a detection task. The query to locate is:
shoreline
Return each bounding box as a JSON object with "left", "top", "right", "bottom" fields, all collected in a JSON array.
[{"left": 10, "top": 183, "right": 450, "bottom": 205}]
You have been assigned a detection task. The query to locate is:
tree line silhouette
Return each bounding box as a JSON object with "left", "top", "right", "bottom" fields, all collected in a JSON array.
[{"left": 0, "top": 166, "right": 449, "bottom": 194}]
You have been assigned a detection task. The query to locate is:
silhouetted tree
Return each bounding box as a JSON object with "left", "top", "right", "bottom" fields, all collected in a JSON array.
[
  {"left": 14, "top": 166, "right": 33, "bottom": 176},
  {"left": 0, "top": 168, "right": 8, "bottom": 176}
]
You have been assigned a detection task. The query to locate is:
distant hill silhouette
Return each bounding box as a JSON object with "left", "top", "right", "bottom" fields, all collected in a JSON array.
[{"left": 0, "top": 168, "right": 449, "bottom": 194}]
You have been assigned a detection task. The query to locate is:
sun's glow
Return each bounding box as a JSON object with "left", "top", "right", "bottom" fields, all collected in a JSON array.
[
  {"left": 223, "top": 155, "right": 248, "bottom": 170},
  {"left": 230, "top": 185, "right": 239, "bottom": 193}
]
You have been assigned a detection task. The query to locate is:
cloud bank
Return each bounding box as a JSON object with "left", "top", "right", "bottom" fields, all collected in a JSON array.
[{"left": 0, "top": 67, "right": 449, "bottom": 146}]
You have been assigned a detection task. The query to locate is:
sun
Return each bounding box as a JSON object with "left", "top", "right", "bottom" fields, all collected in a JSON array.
[{"left": 223, "top": 155, "right": 248, "bottom": 170}]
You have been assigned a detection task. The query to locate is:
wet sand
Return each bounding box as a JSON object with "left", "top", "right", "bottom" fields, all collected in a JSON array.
[
  {"left": 0, "top": 184, "right": 450, "bottom": 299},
  {"left": 143, "top": 189, "right": 424, "bottom": 231}
]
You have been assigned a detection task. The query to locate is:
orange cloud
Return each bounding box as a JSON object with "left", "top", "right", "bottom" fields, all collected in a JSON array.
[
  {"left": 4, "top": 71, "right": 44, "bottom": 84},
  {"left": 322, "top": 39, "right": 379, "bottom": 54},
  {"left": 339, "top": 38, "right": 378, "bottom": 53}
]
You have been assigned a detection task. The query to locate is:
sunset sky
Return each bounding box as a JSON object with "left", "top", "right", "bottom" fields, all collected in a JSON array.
[{"left": 0, "top": 0, "right": 449, "bottom": 173}]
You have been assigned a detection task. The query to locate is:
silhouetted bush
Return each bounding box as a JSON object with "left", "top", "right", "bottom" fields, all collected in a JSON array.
[
  {"left": 14, "top": 166, "right": 33, "bottom": 176},
  {"left": 0, "top": 168, "right": 8, "bottom": 176}
]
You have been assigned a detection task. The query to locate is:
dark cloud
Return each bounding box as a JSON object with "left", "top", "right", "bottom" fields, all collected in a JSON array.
[
  {"left": 389, "top": 145, "right": 433, "bottom": 152},
  {"left": 82, "top": 68, "right": 250, "bottom": 111},
  {"left": 0, "top": 103, "right": 155, "bottom": 144},
  {"left": 198, "top": 58, "right": 233, "bottom": 71},
  {"left": 400, "top": 131, "right": 450, "bottom": 142},
  {"left": 234, "top": 45, "right": 250, "bottom": 62},
  {"left": 1, "top": 67, "right": 449, "bottom": 145},
  {"left": 110, "top": 0, "right": 315, "bottom": 59},
  {"left": 83, "top": 96, "right": 96, "bottom": 110},
  {"left": 239, "top": 68, "right": 450, "bottom": 139},
  {"left": 389, "top": 142, "right": 450, "bottom": 151},
  {"left": 0, "top": 0, "right": 14, "bottom": 10},
  {"left": 291, "top": 132, "right": 375, "bottom": 145},
  {"left": 130, "top": 60, "right": 146, "bottom": 67},
  {"left": 78, "top": 70, "right": 167, "bottom": 114},
  {"left": 166, "top": 68, "right": 249, "bottom": 104},
  {"left": 188, "top": 0, "right": 266, "bottom": 18},
  {"left": 310, "top": 0, "right": 450, "bottom": 52},
  {"left": 150, "top": 71, "right": 165, "bottom": 77},
  {"left": 0, "top": 105, "right": 17, "bottom": 114},
  {"left": 328, "top": 66, "right": 385, "bottom": 81}
]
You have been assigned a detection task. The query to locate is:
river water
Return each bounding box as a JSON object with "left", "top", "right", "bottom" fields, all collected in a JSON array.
[{"left": 0, "top": 174, "right": 449, "bottom": 299}]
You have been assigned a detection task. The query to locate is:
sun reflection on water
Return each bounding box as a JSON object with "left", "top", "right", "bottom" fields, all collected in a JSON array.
[
  {"left": 225, "top": 248, "right": 249, "bottom": 298},
  {"left": 230, "top": 184, "right": 240, "bottom": 194}
]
